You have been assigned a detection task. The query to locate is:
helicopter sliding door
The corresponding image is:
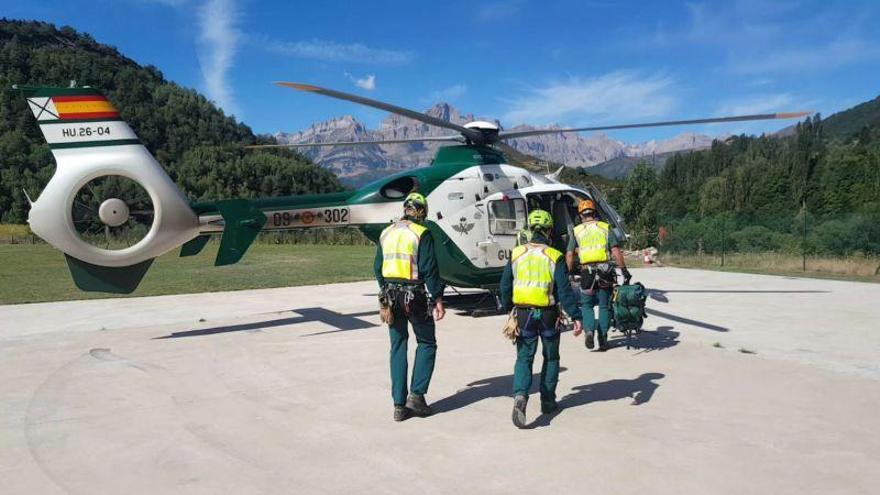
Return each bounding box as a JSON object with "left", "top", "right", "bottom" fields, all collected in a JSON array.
[
  {"left": 525, "top": 192, "right": 580, "bottom": 253},
  {"left": 523, "top": 188, "right": 628, "bottom": 253}
]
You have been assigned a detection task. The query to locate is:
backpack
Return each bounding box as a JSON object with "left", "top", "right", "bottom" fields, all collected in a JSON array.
[{"left": 612, "top": 282, "right": 648, "bottom": 330}]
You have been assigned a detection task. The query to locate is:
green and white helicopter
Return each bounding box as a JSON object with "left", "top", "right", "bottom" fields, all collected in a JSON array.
[{"left": 16, "top": 82, "right": 808, "bottom": 294}]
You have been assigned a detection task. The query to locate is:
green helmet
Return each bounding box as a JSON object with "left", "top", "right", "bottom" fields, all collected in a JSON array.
[
  {"left": 527, "top": 209, "right": 553, "bottom": 230},
  {"left": 403, "top": 192, "right": 428, "bottom": 212}
]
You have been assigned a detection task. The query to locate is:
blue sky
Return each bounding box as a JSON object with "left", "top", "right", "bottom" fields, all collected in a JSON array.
[{"left": 6, "top": 0, "right": 880, "bottom": 142}]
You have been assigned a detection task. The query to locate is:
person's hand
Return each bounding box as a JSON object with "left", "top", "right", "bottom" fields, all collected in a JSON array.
[
  {"left": 572, "top": 319, "right": 583, "bottom": 336},
  {"left": 433, "top": 299, "right": 446, "bottom": 321}
]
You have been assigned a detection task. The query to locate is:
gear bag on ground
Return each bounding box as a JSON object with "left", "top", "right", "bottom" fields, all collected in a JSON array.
[{"left": 612, "top": 282, "right": 648, "bottom": 330}]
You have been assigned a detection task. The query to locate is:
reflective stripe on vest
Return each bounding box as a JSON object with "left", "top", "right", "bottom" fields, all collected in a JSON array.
[
  {"left": 511, "top": 243, "right": 563, "bottom": 307},
  {"left": 574, "top": 221, "right": 610, "bottom": 264},
  {"left": 380, "top": 220, "right": 428, "bottom": 281}
]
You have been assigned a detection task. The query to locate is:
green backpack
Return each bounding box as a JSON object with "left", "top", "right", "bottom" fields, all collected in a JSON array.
[{"left": 612, "top": 282, "right": 647, "bottom": 330}]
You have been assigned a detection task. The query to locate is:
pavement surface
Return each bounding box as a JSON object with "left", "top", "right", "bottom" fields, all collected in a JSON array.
[{"left": 1, "top": 266, "right": 879, "bottom": 494}]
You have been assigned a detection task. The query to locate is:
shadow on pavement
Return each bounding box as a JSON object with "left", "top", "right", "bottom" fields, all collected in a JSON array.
[
  {"left": 432, "top": 367, "right": 569, "bottom": 414},
  {"left": 528, "top": 372, "right": 666, "bottom": 428},
  {"left": 644, "top": 307, "right": 729, "bottom": 332},
  {"left": 648, "top": 288, "right": 829, "bottom": 304},
  {"left": 154, "top": 308, "right": 378, "bottom": 339},
  {"left": 606, "top": 326, "right": 680, "bottom": 353}
]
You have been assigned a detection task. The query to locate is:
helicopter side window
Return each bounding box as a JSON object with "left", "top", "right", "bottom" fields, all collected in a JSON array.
[
  {"left": 380, "top": 176, "right": 416, "bottom": 199},
  {"left": 488, "top": 199, "right": 526, "bottom": 235}
]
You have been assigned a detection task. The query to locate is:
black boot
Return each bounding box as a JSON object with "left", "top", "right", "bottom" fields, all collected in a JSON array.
[
  {"left": 597, "top": 331, "right": 609, "bottom": 352},
  {"left": 512, "top": 394, "right": 528, "bottom": 429},
  {"left": 541, "top": 400, "right": 559, "bottom": 415},
  {"left": 406, "top": 393, "right": 434, "bottom": 417},
  {"left": 393, "top": 405, "right": 410, "bottom": 422},
  {"left": 585, "top": 330, "right": 595, "bottom": 349}
]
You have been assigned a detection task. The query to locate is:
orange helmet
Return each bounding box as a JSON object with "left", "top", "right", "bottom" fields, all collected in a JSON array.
[{"left": 577, "top": 199, "right": 597, "bottom": 214}]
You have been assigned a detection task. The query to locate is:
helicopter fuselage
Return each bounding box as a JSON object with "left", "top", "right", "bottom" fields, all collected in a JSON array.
[{"left": 191, "top": 145, "right": 627, "bottom": 289}]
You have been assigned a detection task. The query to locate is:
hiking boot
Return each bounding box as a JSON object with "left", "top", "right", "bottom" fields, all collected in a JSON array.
[
  {"left": 405, "top": 393, "right": 433, "bottom": 417},
  {"left": 512, "top": 394, "right": 528, "bottom": 429},
  {"left": 585, "top": 330, "right": 595, "bottom": 349},
  {"left": 541, "top": 401, "right": 559, "bottom": 415},
  {"left": 597, "top": 332, "right": 609, "bottom": 351},
  {"left": 393, "top": 405, "right": 410, "bottom": 422}
]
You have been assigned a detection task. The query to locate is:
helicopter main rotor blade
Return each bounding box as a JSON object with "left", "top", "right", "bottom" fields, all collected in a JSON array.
[
  {"left": 497, "top": 112, "right": 812, "bottom": 140},
  {"left": 275, "top": 82, "right": 483, "bottom": 142},
  {"left": 247, "top": 135, "right": 464, "bottom": 149}
]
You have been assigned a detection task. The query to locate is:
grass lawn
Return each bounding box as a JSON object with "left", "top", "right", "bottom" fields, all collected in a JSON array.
[
  {"left": 0, "top": 243, "right": 376, "bottom": 305},
  {"left": 660, "top": 252, "right": 880, "bottom": 284}
]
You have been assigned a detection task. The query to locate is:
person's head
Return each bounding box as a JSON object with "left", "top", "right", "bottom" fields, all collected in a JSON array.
[
  {"left": 577, "top": 199, "right": 598, "bottom": 221},
  {"left": 403, "top": 192, "right": 428, "bottom": 222},
  {"left": 527, "top": 209, "right": 554, "bottom": 238}
]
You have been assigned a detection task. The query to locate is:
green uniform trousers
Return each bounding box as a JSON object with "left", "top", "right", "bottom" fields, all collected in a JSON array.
[
  {"left": 581, "top": 286, "right": 612, "bottom": 341},
  {"left": 388, "top": 302, "right": 437, "bottom": 406},
  {"left": 512, "top": 334, "right": 560, "bottom": 407}
]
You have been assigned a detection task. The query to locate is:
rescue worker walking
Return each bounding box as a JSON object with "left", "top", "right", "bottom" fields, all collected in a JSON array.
[
  {"left": 501, "top": 210, "right": 583, "bottom": 428},
  {"left": 374, "top": 192, "right": 446, "bottom": 422},
  {"left": 566, "top": 199, "right": 630, "bottom": 351}
]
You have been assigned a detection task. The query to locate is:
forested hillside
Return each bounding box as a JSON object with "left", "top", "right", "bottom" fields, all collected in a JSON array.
[
  {"left": 0, "top": 20, "right": 342, "bottom": 223},
  {"left": 613, "top": 114, "right": 880, "bottom": 256}
]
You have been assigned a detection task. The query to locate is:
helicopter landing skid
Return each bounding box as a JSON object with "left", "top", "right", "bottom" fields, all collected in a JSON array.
[{"left": 443, "top": 289, "right": 503, "bottom": 318}]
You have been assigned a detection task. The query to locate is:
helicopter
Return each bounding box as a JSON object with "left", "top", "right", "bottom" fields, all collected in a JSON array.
[{"left": 15, "top": 83, "right": 808, "bottom": 294}]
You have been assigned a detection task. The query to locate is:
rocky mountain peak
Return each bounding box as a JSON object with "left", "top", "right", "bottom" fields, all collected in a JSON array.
[{"left": 276, "top": 102, "right": 717, "bottom": 183}]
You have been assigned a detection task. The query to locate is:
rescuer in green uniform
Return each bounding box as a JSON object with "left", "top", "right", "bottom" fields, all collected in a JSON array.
[
  {"left": 566, "top": 199, "right": 630, "bottom": 351},
  {"left": 374, "top": 192, "right": 446, "bottom": 422},
  {"left": 501, "top": 209, "right": 583, "bottom": 428}
]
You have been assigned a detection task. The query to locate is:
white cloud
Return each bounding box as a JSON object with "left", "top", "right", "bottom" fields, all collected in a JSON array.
[
  {"left": 475, "top": 0, "right": 525, "bottom": 21},
  {"left": 254, "top": 36, "right": 413, "bottom": 64},
  {"left": 711, "top": 93, "right": 815, "bottom": 135},
  {"left": 747, "top": 78, "right": 774, "bottom": 87},
  {"left": 635, "top": 1, "right": 880, "bottom": 76},
  {"left": 729, "top": 38, "right": 880, "bottom": 75},
  {"left": 501, "top": 71, "right": 677, "bottom": 126},
  {"left": 717, "top": 93, "right": 795, "bottom": 116},
  {"left": 346, "top": 73, "right": 376, "bottom": 91},
  {"left": 196, "top": 0, "right": 240, "bottom": 117},
  {"left": 429, "top": 84, "right": 467, "bottom": 102},
  {"left": 140, "top": 0, "right": 188, "bottom": 6}
]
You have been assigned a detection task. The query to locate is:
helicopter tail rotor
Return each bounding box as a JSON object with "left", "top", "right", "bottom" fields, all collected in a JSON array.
[{"left": 15, "top": 85, "right": 200, "bottom": 293}]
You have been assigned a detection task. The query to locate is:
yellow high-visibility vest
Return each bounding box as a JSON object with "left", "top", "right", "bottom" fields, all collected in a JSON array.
[
  {"left": 380, "top": 220, "right": 428, "bottom": 281},
  {"left": 511, "top": 243, "right": 563, "bottom": 307},
  {"left": 574, "top": 221, "right": 611, "bottom": 264}
]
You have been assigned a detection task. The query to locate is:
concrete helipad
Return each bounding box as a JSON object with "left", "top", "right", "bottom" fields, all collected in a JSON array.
[{"left": 1, "top": 267, "right": 879, "bottom": 494}]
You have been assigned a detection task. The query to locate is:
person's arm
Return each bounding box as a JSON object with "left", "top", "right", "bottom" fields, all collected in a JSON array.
[
  {"left": 500, "top": 261, "right": 514, "bottom": 313},
  {"left": 417, "top": 231, "right": 445, "bottom": 300},
  {"left": 608, "top": 231, "right": 630, "bottom": 282},
  {"left": 553, "top": 259, "right": 581, "bottom": 321},
  {"left": 417, "top": 231, "right": 446, "bottom": 320},
  {"left": 611, "top": 247, "right": 626, "bottom": 268},
  {"left": 374, "top": 242, "right": 385, "bottom": 288},
  {"left": 565, "top": 234, "right": 577, "bottom": 272},
  {"left": 607, "top": 230, "right": 624, "bottom": 267}
]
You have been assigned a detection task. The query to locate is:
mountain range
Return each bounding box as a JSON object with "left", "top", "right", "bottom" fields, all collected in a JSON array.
[{"left": 275, "top": 103, "right": 716, "bottom": 184}]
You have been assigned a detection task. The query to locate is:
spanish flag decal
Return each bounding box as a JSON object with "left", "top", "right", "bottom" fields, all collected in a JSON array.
[
  {"left": 52, "top": 95, "right": 119, "bottom": 120},
  {"left": 26, "top": 95, "right": 119, "bottom": 121}
]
